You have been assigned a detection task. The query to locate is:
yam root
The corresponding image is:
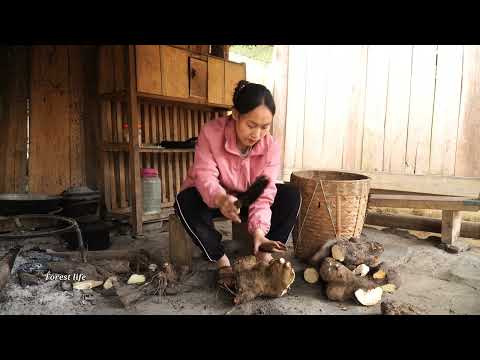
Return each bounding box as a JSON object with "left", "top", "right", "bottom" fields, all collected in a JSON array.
[
  {"left": 232, "top": 256, "right": 295, "bottom": 305},
  {"left": 381, "top": 300, "right": 423, "bottom": 315},
  {"left": 303, "top": 267, "right": 320, "bottom": 284},
  {"left": 330, "top": 239, "right": 384, "bottom": 267},
  {"left": 319, "top": 257, "right": 379, "bottom": 302},
  {"left": 309, "top": 239, "right": 338, "bottom": 266}
]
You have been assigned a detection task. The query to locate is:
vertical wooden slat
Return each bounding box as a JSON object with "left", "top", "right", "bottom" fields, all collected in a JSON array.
[
  {"left": 302, "top": 46, "right": 329, "bottom": 169},
  {"left": 116, "top": 101, "right": 127, "bottom": 208},
  {"left": 179, "top": 108, "right": 188, "bottom": 180},
  {"left": 0, "top": 47, "right": 28, "bottom": 193},
  {"left": 113, "top": 45, "right": 126, "bottom": 92},
  {"left": 68, "top": 46, "right": 87, "bottom": 188},
  {"left": 126, "top": 45, "right": 143, "bottom": 235},
  {"left": 101, "top": 101, "right": 112, "bottom": 210},
  {"left": 455, "top": 46, "right": 480, "bottom": 177},
  {"left": 193, "top": 109, "right": 199, "bottom": 137},
  {"left": 151, "top": 103, "right": 159, "bottom": 172},
  {"left": 98, "top": 46, "right": 115, "bottom": 94},
  {"left": 405, "top": 45, "right": 437, "bottom": 175},
  {"left": 271, "top": 45, "right": 289, "bottom": 177},
  {"left": 159, "top": 105, "right": 167, "bottom": 206},
  {"left": 343, "top": 45, "right": 368, "bottom": 172},
  {"left": 110, "top": 152, "right": 118, "bottom": 209},
  {"left": 187, "top": 108, "right": 193, "bottom": 166},
  {"left": 167, "top": 153, "right": 175, "bottom": 203},
  {"left": 165, "top": 106, "right": 174, "bottom": 203},
  {"left": 29, "top": 46, "right": 71, "bottom": 194},
  {"left": 361, "top": 45, "right": 390, "bottom": 172},
  {"left": 383, "top": 45, "right": 413, "bottom": 173},
  {"left": 143, "top": 103, "right": 151, "bottom": 168},
  {"left": 430, "top": 45, "right": 463, "bottom": 176},
  {"left": 284, "top": 45, "right": 307, "bottom": 173},
  {"left": 323, "top": 46, "right": 356, "bottom": 169},
  {"left": 172, "top": 106, "right": 181, "bottom": 194},
  {"left": 197, "top": 110, "right": 203, "bottom": 131}
]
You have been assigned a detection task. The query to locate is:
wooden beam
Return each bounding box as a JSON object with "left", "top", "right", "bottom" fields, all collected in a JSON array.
[
  {"left": 368, "top": 194, "right": 480, "bottom": 211},
  {"left": 126, "top": 45, "right": 143, "bottom": 236},
  {"left": 365, "top": 211, "right": 480, "bottom": 239},
  {"left": 283, "top": 168, "right": 480, "bottom": 198}
]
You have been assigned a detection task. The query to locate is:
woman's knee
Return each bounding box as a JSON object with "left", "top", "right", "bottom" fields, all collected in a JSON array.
[{"left": 278, "top": 184, "right": 301, "bottom": 207}]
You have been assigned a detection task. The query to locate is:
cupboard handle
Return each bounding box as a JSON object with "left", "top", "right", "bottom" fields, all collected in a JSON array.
[{"left": 190, "top": 68, "right": 197, "bottom": 79}]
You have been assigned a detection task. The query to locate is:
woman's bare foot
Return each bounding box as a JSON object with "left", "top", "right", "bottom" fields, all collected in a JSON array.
[{"left": 217, "top": 254, "right": 231, "bottom": 269}]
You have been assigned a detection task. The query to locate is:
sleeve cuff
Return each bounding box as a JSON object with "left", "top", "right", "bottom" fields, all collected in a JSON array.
[{"left": 248, "top": 221, "right": 271, "bottom": 236}]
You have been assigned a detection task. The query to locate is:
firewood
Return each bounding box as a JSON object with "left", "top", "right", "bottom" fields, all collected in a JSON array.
[{"left": 303, "top": 267, "right": 320, "bottom": 284}]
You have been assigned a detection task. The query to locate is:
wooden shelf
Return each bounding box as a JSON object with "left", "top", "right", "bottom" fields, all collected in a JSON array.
[
  {"left": 137, "top": 92, "right": 230, "bottom": 110},
  {"left": 139, "top": 146, "right": 195, "bottom": 153},
  {"left": 103, "top": 143, "right": 129, "bottom": 151},
  {"left": 99, "top": 91, "right": 127, "bottom": 100},
  {"left": 109, "top": 207, "right": 173, "bottom": 223}
]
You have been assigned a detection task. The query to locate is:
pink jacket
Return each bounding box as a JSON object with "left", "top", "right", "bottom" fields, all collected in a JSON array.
[{"left": 181, "top": 116, "right": 281, "bottom": 235}]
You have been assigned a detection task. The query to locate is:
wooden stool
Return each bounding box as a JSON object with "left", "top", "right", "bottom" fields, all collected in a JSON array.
[{"left": 168, "top": 214, "right": 252, "bottom": 267}]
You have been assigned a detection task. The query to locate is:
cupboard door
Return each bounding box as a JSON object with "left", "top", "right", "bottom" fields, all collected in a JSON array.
[
  {"left": 224, "top": 61, "right": 246, "bottom": 107},
  {"left": 135, "top": 45, "right": 162, "bottom": 95},
  {"left": 189, "top": 57, "right": 207, "bottom": 99},
  {"left": 160, "top": 46, "right": 189, "bottom": 99},
  {"left": 207, "top": 56, "right": 225, "bottom": 105}
]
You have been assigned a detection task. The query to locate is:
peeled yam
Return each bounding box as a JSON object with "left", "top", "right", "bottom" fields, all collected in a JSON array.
[
  {"left": 73, "top": 280, "right": 103, "bottom": 290},
  {"left": 127, "top": 274, "right": 146, "bottom": 285},
  {"left": 103, "top": 276, "right": 118, "bottom": 289},
  {"left": 354, "top": 287, "right": 383, "bottom": 306}
]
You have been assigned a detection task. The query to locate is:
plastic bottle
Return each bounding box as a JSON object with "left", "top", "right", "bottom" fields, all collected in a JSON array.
[{"left": 141, "top": 168, "right": 161, "bottom": 214}]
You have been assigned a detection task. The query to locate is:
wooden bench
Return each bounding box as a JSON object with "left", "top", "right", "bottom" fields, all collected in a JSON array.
[
  {"left": 368, "top": 194, "right": 480, "bottom": 244},
  {"left": 168, "top": 214, "right": 252, "bottom": 267}
]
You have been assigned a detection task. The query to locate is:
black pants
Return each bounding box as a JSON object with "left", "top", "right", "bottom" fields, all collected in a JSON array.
[{"left": 174, "top": 184, "right": 301, "bottom": 262}]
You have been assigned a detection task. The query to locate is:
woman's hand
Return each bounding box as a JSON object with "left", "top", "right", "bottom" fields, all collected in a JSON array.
[
  {"left": 215, "top": 193, "right": 241, "bottom": 223},
  {"left": 252, "top": 229, "right": 287, "bottom": 255}
]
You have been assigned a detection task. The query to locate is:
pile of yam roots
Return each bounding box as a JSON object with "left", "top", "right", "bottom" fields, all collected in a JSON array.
[{"left": 303, "top": 238, "right": 401, "bottom": 306}]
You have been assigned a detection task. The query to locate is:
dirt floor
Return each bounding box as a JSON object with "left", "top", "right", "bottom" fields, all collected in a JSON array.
[{"left": 1, "top": 220, "right": 479, "bottom": 315}]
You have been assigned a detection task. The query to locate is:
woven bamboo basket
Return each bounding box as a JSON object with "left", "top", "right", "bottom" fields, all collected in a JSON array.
[{"left": 290, "top": 170, "right": 371, "bottom": 261}]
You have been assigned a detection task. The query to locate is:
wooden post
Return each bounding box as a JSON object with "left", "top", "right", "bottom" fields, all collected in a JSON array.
[
  {"left": 441, "top": 210, "right": 462, "bottom": 245},
  {"left": 168, "top": 214, "right": 192, "bottom": 268},
  {"left": 125, "top": 45, "right": 143, "bottom": 236}
]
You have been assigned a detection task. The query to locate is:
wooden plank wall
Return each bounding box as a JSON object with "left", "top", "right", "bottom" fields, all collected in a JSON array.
[
  {"left": 29, "top": 46, "right": 98, "bottom": 195},
  {"left": 0, "top": 47, "right": 29, "bottom": 193},
  {"left": 278, "top": 45, "right": 480, "bottom": 180}
]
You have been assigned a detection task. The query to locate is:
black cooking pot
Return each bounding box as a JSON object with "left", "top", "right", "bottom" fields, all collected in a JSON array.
[
  {"left": 61, "top": 186, "right": 100, "bottom": 219},
  {"left": 62, "top": 220, "right": 115, "bottom": 251},
  {"left": 0, "top": 193, "right": 62, "bottom": 216}
]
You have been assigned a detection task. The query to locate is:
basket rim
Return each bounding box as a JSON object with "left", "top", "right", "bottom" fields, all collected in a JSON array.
[{"left": 291, "top": 170, "right": 371, "bottom": 182}]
